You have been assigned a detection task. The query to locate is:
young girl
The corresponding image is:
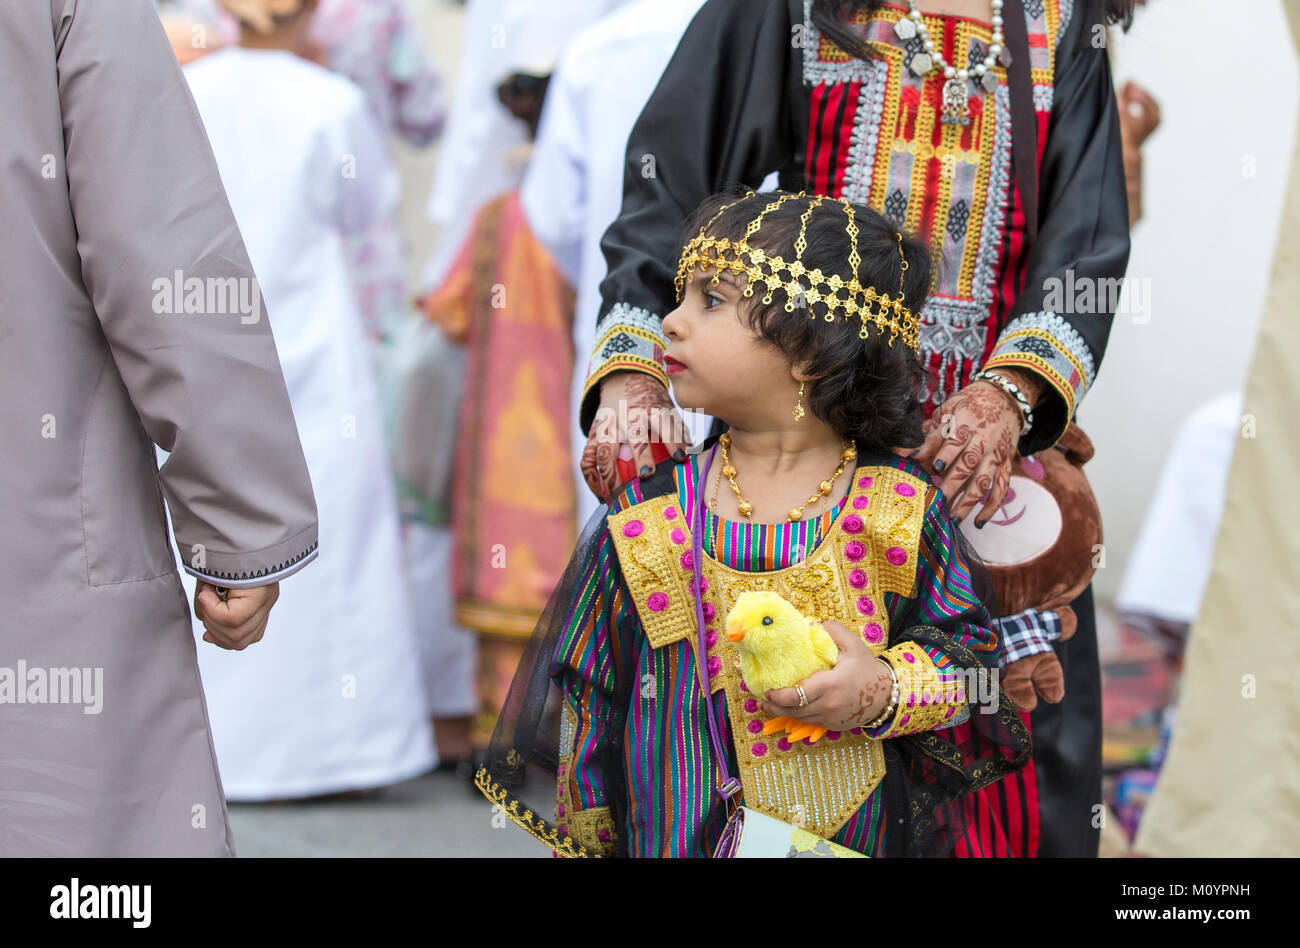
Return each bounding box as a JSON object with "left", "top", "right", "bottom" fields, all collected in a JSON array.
[
  {"left": 477, "top": 190, "right": 1029, "bottom": 857},
  {"left": 577, "top": 0, "right": 1133, "bottom": 858}
]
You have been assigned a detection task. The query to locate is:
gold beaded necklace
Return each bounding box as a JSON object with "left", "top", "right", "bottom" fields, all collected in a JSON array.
[{"left": 712, "top": 432, "right": 857, "bottom": 523}]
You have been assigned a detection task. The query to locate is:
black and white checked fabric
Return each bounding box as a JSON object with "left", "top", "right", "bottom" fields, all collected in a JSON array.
[{"left": 996, "top": 608, "right": 1062, "bottom": 666}]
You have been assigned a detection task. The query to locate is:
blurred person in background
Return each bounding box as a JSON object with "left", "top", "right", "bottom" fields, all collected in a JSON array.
[
  {"left": 160, "top": 0, "right": 445, "bottom": 343},
  {"left": 1101, "top": 394, "right": 1237, "bottom": 846},
  {"left": 519, "top": 0, "right": 715, "bottom": 528},
  {"left": 421, "top": 0, "right": 632, "bottom": 289},
  {"left": 160, "top": 0, "right": 476, "bottom": 774},
  {"left": 414, "top": 0, "right": 644, "bottom": 772},
  {"left": 180, "top": 0, "right": 435, "bottom": 800},
  {"left": 421, "top": 68, "right": 579, "bottom": 770}
]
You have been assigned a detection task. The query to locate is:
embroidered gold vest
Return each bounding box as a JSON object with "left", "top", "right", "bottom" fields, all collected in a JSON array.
[{"left": 607, "top": 462, "right": 929, "bottom": 837}]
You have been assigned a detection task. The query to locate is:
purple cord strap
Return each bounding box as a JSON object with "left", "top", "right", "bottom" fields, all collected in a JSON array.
[{"left": 692, "top": 442, "right": 742, "bottom": 801}]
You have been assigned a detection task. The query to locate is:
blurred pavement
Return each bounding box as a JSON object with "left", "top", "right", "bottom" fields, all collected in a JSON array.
[{"left": 228, "top": 768, "right": 547, "bottom": 857}]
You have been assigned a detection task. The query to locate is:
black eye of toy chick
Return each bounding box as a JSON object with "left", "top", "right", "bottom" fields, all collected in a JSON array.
[{"left": 762, "top": 616, "right": 773, "bottom": 626}]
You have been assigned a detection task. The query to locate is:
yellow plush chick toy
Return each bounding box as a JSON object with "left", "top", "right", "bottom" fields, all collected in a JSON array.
[{"left": 724, "top": 590, "right": 840, "bottom": 743}]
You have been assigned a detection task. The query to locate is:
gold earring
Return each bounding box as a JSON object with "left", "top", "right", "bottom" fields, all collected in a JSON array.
[{"left": 792, "top": 379, "right": 806, "bottom": 421}]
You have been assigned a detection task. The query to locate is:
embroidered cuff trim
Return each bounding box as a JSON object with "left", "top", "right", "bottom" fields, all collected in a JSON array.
[
  {"left": 867, "top": 641, "right": 967, "bottom": 738},
  {"left": 184, "top": 541, "right": 319, "bottom": 588},
  {"left": 983, "top": 310, "right": 1095, "bottom": 422},
  {"left": 583, "top": 302, "right": 668, "bottom": 403}
]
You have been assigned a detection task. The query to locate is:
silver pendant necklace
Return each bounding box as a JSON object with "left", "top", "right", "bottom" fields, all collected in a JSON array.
[{"left": 896, "top": 1, "right": 1010, "bottom": 126}]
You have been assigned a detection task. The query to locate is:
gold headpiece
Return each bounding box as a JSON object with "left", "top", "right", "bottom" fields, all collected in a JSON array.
[{"left": 674, "top": 191, "right": 921, "bottom": 351}]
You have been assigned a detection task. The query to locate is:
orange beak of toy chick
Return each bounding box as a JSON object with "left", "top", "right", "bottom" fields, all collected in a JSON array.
[{"left": 725, "top": 621, "right": 745, "bottom": 642}]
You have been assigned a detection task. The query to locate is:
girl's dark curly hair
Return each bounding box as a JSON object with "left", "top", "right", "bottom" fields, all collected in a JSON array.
[
  {"left": 810, "top": 0, "right": 1137, "bottom": 63},
  {"left": 682, "top": 190, "right": 932, "bottom": 454}
]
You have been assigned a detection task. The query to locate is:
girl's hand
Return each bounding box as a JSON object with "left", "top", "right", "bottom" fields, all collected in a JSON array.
[
  {"left": 761, "top": 621, "right": 893, "bottom": 731},
  {"left": 909, "top": 369, "right": 1040, "bottom": 526}
]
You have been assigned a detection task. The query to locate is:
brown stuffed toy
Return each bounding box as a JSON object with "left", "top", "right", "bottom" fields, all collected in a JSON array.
[{"left": 957, "top": 424, "right": 1103, "bottom": 711}]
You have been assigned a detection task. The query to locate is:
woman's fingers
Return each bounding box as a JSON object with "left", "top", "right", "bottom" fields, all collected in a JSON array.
[
  {"left": 583, "top": 408, "right": 623, "bottom": 499},
  {"left": 623, "top": 380, "right": 692, "bottom": 480},
  {"left": 762, "top": 659, "right": 855, "bottom": 719},
  {"left": 626, "top": 407, "right": 659, "bottom": 478},
  {"left": 596, "top": 442, "right": 620, "bottom": 496},
  {"left": 654, "top": 405, "right": 693, "bottom": 463},
  {"left": 580, "top": 417, "right": 611, "bottom": 500},
  {"left": 629, "top": 401, "right": 672, "bottom": 478},
  {"left": 936, "top": 432, "right": 983, "bottom": 507},
  {"left": 760, "top": 699, "right": 822, "bottom": 723},
  {"left": 926, "top": 413, "right": 972, "bottom": 483},
  {"left": 763, "top": 684, "right": 815, "bottom": 714},
  {"left": 951, "top": 451, "right": 997, "bottom": 521},
  {"left": 580, "top": 434, "right": 605, "bottom": 500},
  {"left": 907, "top": 415, "right": 946, "bottom": 468},
  {"left": 969, "top": 425, "right": 1016, "bottom": 527},
  {"left": 972, "top": 457, "right": 1012, "bottom": 528},
  {"left": 612, "top": 373, "right": 678, "bottom": 479},
  {"left": 580, "top": 453, "right": 607, "bottom": 501}
]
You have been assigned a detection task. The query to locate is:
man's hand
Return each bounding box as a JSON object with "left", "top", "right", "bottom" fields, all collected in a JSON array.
[
  {"left": 194, "top": 581, "right": 279, "bottom": 651},
  {"left": 580, "top": 371, "right": 691, "bottom": 500}
]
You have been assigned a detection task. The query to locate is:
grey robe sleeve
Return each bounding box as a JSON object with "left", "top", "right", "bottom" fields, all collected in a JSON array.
[
  {"left": 981, "top": 4, "right": 1131, "bottom": 453},
  {"left": 54, "top": 0, "right": 319, "bottom": 586}
]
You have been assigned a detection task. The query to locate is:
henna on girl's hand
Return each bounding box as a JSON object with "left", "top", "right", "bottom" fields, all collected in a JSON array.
[
  {"left": 848, "top": 659, "right": 893, "bottom": 727},
  {"left": 911, "top": 381, "right": 1022, "bottom": 525}
]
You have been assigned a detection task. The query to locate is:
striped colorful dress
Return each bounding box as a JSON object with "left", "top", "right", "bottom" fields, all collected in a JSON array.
[{"left": 549, "top": 448, "right": 1005, "bottom": 857}]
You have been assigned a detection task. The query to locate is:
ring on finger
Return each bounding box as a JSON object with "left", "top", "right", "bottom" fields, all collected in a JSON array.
[{"left": 796, "top": 684, "right": 808, "bottom": 708}]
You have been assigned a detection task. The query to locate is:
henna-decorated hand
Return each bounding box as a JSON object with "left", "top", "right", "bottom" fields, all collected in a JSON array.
[
  {"left": 910, "top": 369, "right": 1041, "bottom": 526},
  {"left": 760, "top": 620, "right": 893, "bottom": 732},
  {"left": 580, "top": 371, "right": 692, "bottom": 501}
]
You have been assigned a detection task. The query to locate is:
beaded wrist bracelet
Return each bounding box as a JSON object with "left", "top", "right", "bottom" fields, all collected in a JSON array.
[
  {"left": 863, "top": 657, "right": 901, "bottom": 730},
  {"left": 972, "top": 369, "right": 1034, "bottom": 436}
]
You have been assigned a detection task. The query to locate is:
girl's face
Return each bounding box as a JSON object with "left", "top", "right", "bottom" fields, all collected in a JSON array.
[{"left": 660, "top": 268, "right": 803, "bottom": 429}]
